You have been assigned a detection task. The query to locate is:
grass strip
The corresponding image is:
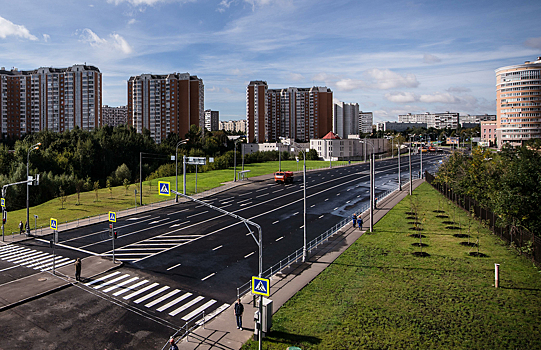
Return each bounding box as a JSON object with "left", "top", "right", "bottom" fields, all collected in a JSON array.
[{"left": 242, "top": 182, "right": 541, "bottom": 349}]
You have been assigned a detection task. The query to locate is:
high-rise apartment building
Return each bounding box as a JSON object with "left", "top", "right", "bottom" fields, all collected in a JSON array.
[
  {"left": 398, "top": 112, "right": 459, "bottom": 129},
  {"left": 219, "top": 119, "right": 246, "bottom": 133},
  {"left": 495, "top": 57, "right": 541, "bottom": 148},
  {"left": 333, "top": 100, "right": 359, "bottom": 138},
  {"left": 359, "top": 111, "right": 373, "bottom": 134},
  {"left": 246, "top": 81, "right": 333, "bottom": 143},
  {"left": 204, "top": 109, "right": 219, "bottom": 131},
  {"left": 127, "top": 72, "right": 204, "bottom": 143},
  {"left": 0, "top": 64, "right": 102, "bottom": 138},
  {"left": 102, "top": 105, "right": 127, "bottom": 127}
]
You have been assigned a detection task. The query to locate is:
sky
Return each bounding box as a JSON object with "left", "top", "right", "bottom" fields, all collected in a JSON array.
[{"left": 1, "top": 0, "right": 540, "bottom": 122}]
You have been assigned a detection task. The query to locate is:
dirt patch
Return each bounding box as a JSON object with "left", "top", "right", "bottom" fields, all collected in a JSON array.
[
  {"left": 405, "top": 211, "right": 415, "bottom": 215},
  {"left": 412, "top": 252, "right": 430, "bottom": 257},
  {"left": 460, "top": 242, "right": 478, "bottom": 247},
  {"left": 453, "top": 233, "right": 470, "bottom": 238},
  {"left": 436, "top": 215, "right": 449, "bottom": 218},
  {"left": 446, "top": 226, "right": 461, "bottom": 230},
  {"left": 442, "top": 221, "right": 455, "bottom": 224},
  {"left": 406, "top": 216, "right": 416, "bottom": 220},
  {"left": 433, "top": 210, "right": 445, "bottom": 213},
  {"left": 469, "top": 252, "right": 488, "bottom": 257}
]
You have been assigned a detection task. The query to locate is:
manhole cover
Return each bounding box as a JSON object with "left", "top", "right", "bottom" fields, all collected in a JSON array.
[{"left": 38, "top": 278, "right": 47, "bottom": 282}]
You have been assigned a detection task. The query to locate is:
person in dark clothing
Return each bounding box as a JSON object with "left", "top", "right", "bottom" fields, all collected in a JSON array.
[
  {"left": 358, "top": 216, "right": 363, "bottom": 231},
  {"left": 352, "top": 213, "right": 357, "bottom": 228},
  {"left": 75, "top": 258, "right": 81, "bottom": 281},
  {"left": 234, "top": 298, "right": 244, "bottom": 330},
  {"left": 169, "top": 337, "right": 178, "bottom": 350},
  {"left": 19, "top": 221, "right": 23, "bottom": 234}
]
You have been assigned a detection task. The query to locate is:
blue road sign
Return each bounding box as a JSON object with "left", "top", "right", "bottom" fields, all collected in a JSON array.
[
  {"left": 159, "top": 181, "right": 171, "bottom": 196},
  {"left": 1, "top": 198, "right": 4, "bottom": 207},
  {"left": 252, "top": 276, "right": 270, "bottom": 296},
  {"left": 109, "top": 211, "right": 116, "bottom": 222},
  {"left": 50, "top": 218, "right": 58, "bottom": 231}
]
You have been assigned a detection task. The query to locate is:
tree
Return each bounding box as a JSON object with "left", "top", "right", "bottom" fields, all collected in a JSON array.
[
  {"left": 106, "top": 179, "right": 112, "bottom": 199},
  {"left": 75, "top": 179, "right": 84, "bottom": 205},
  {"left": 123, "top": 178, "right": 130, "bottom": 196},
  {"left": 93, "top": 181, "right": 100, "bottom": 202},
  {"left": 58, "top": 186, "right": 66, "bottom": 209},
  {"left": 115, "top": 163, "right": 131, "bottom": 184}
]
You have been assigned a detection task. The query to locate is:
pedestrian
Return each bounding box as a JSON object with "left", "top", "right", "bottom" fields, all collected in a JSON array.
[
  {"left": 234, "top": 298, "right": 244, "bottom": 330},
  {"left": 75, "top": 258, "right": 81, "bottom": 282},
  {"left": 19, "top": 221, "right": 23, "bottom": 234},
  {"left": 169, "top": 337, "right": 178, "bottom": 350},
  {"left": 374, "top": 197, "right": 378, "bottom": 209},
  {"left": 358, "top": 216, "right": 363, "bottom": 231},
  {"left": 352, "top": 213, "right": 357, "bottom": 228}
]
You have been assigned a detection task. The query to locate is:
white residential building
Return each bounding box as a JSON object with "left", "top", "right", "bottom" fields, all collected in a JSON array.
[
  {"left": 333, "top": 100, "right": 359, "bottom": 138},
  {"left": 359, "top": 111, "right": 373, "bottom": 134}
]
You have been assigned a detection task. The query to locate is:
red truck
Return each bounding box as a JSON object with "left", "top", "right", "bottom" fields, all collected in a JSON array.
[{"left": 274, "top": 171, "right": 294, "bottom": 184}]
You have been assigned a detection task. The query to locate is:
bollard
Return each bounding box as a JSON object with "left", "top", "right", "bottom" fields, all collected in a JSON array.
[{"left": 495, "top": 263, "right": 500, "bottom": 288}]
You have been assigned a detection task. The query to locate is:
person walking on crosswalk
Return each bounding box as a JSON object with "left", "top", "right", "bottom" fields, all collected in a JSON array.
[
  {"left": 234, "top": 298, "right": 244, "bottom": 330},
  {"left": 75, "top": 258, "right": 82, "bottom": 282}
]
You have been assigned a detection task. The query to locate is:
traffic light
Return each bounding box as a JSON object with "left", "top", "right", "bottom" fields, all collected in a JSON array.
[
  {"left": 2, "top": 210, "right": 6, "bottom": 225},
  {"left": 109, "top": 224, "right": 113, "bottom": 237},
  {"left": 114, "top": 231, "right": 117, "bottom": 239}
]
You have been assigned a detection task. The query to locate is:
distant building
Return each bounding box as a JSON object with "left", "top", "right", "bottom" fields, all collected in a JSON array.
[
  {"left": 219, "top": 119, "right": 246, "bottom": 133},
  {"left": 359, "top": 111, "right": 373, "bottom": 134},
  {"left": 204, "top": 109, "right": 219, "bottom": 131},
  {"left": 398, "top": 112, "right": 459, "bottom": 129},
  {"left": 333, "top": 100, "right": 359, "bottom": 138},
  {"left": 102, "top": 105, "right": 127, "bottom": 127},
  {"left": 382, "top": 121, "right": 427, "bottom": 132},
  {"left": 0, "top": 64, "right": 102, "bottom": 138},
  {"left": 309, "top": 132, "right": 388, "bottom": 161},
  {"left": 481, "top": 120, "right": 497, "bottom": 145},
  {"left": 496, "top": 57, "right": 541, "bottom": 148},
  {"left": 127, "top": 72, "right": 204, "bottom": 143},
  {"left": 246, "top": 81, "right": 333, "bottom": 143}
]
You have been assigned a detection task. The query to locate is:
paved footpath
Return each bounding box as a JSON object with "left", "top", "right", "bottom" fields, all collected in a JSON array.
[{"left": 173, "top": 178, "right": 425, "bottom": 350}]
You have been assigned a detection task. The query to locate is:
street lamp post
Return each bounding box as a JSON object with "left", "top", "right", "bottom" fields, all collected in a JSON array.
[
  {"left": 296, "top": 147, "right": 309, "bottom": 262},
  {"left": 397, "top": 143, "right": 401, "bottom": 191},
  {"left": 409, "top": 146, "right": 412, "bottom": 195},
  {"left": 361, "top": 140, "right": 375, "bottom": 232},
  {"left": 233, "top": 136, "right": 246, "bottom": 182},
  {"left": 175, "top": 139, "right": 188, "bottom": 203},
  {"left": 27, "top": 142, "right": 41, "bottom": 235}
]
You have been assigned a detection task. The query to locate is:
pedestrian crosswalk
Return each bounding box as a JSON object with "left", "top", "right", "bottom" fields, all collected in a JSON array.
[
  {"left": 84, "top": 271, "right": 229, "bottom": 322},
  {"left": 0, "top": 244, "right": 74, "bottom": 272}
]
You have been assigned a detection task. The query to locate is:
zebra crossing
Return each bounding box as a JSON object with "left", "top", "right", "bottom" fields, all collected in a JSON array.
[
  {"left": 0, "top": 244, "right": 74, "bottom": 272},
  {"left": 85, "top": 271, "right": 230, "bottom": 322}
]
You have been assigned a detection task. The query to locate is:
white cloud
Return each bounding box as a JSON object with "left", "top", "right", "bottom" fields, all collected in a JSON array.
[
  {"left": 43, "top": 34, "right": 50, "bottom": 42},
  {"left": 419, "top": 92, "right": 459, "bottom": 103},
  {"left": 385, "top": 91, "right": 417, "bottom": 103},
  {"left": 335, "top": 78, "right": 365, "bottom": 91},
  {"left": 79, "top": 29, "right": 133, "bottom": 54},
  {"left": 364, "top": 69, "right": 419, "bottom": 89},
  {"left": 0, "top": 16, "right": 38, "bottom": 41},
  {"left": 423, "top": 53, "right": 441, "bottom": 64},
  {"left": 128, "top": 18, "right": 136, "bottom": 25},
  {"left": 108, "top": 0, "right": 194, "bottom": 6},
  {"left": 524, "top": 37, "right": 541, "bottom": 50},
  {"left": 447, "top": 86, "right": 471, "bottom": 93},
  {"left": 217, "top": 0, "right": 234, "bottom": 12},
  {"left": 289, "top": 73, "right": 304, "bottom": 82}
]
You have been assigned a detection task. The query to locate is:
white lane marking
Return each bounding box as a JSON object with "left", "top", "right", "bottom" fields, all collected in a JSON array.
[
  {"left": 310, "top": 204, "right": 315, "bottom": 208},
  {"left": 149, "top": 218, "right": 170, "bottom": 225},
  {"left": 325, "top": 198, "right": 329, "bottom": 201},
  {"left": 123, "top": 282, "right": 159, "bottom": 300},
  {"left": 346, "top": 201, "right": 350, "bottom": 204},
  {"left": 113, "top": 280, "right": 149, "bottom": 297},
  {"left": 347, "top": 189, "right": 351, "bottom": 191},
  {"left": 319, "top": 215, "right": 324, "bottom": 219},
  {"left": 255, "top": 188, "right": 267, "bottom": 192},
  {"left": 275, "top": 236, "right": 283, "bottom": 242},
  {"left": 103, "top": 277, "right": 140, "bottom": 293},
  {"left": 300, "top": 225, "right": 304, "bottom": 228},
  {"left": 0, "top": 266, "right": 18, "bottom": 272},
  {"left": 244, "top": 252, "right": 254, "bottom": 258},
  {"left": 167, "top": 263, "right": 181, "bottom": 271},
  {"left": 94, "top": 274, "right": 131, "bottom": 290},
  {"left": 167, "top": 209, "right": 189, "bottom": 216},
  {"left": 272, "top": 220, "right": 279, "bottom": 225},
  {"left": 238, "top": 192, "right": 252, "bottom": 196},
  {"left": 272, "top": 189, "right": 284, "bottom": 193},
  {"left": 169, "top": 296, "right": 204, "bottom": 317},
  {"left": 212, "top": 245, "right": 223, "bottom": 251},
  {"left": 134, "top": 286, "right": 170, "bottom": 304},
  {"left": 237, "top": 198, "right": 252, "bottom": 204},
  {"left": 7, "top": 251, "right": 44, "bottom": 262},
  {"left": 219, "top": 197, "right": 234, "bottom": 202},
  {"left": 334, "top": 207, "right": 339, "bottom": 210},
  {"left": 182, "top": 300, "right": 217, "bottom": 321},
  {"left": 85, "top": 271, "right": 121, "bottom": 287},
  {"left": 156, "top": 292, "right": 192, "bottom": 312},
  {"left": 293, "top": 212, "right": 299, "bottom": 215},
  {"left": 219, "top": 204, "right": 232, "bottom": 209},
  {"left": 186, "top": 211, "right": 208, "bottom": 219},
  {"left": 201, "top": 273, "right": 215, "bottom": 281},
  {"left": 256, "top": 193, "right": 269, "bottom": 198},
  {"left": 336, "top": 193, "right": 340, "bottom": 196},
  {"left": 36, "top": 258, "right": 70, "bottom": 269},
  {"left": 240, "top": 202, "right": 252, "bottom": 207},
  {"left": 127, "top": 215, "right": 152, "bottom": 220},
  {"left": 145, "top": 289, "right": 181, "bottom": 308}
]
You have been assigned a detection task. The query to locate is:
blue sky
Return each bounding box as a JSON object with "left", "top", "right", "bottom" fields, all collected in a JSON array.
[{"left": 1, "top": 0, "right": 540, "bottom": 122}]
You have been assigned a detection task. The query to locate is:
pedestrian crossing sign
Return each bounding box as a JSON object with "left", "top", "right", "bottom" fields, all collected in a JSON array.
[
  {"left": 1, "top": 198, "right": 4, "bottom": 207},
  {"left": 252, "top": 276, "right": 270, "bottom": 296},
  {"left": 159, "top": 181, "right": 171, "bottom": 196},
  {"left": 109, "top": 211, "right": 116, "bottom": 222},
  {"left": 50, "top": 218, "right": 58, "bottom": 231}
]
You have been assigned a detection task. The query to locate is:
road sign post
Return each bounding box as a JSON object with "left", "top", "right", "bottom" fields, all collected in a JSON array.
[
  {"left": 109, "top": 212, "right": 117, "bottom": 263},
  {"left": 50, "top": 218, "right": 58, "bottom": 275}
]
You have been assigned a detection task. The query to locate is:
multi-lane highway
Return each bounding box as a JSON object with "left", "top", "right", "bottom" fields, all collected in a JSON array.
[{"left": 4, "top": 152, "right": 444, "bottom": 325}]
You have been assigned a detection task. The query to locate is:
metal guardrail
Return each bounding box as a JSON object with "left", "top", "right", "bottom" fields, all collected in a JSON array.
[
  {"left": 235, "top": 178, "right": 415, "bottom": 299},
  {"left": 160, "top": 311, "right": 206, "bottom": 350}
]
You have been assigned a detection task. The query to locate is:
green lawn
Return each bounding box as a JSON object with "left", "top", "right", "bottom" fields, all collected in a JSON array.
[
  {"left": 242, "top": 182, "right": 541, "bottom": 349},
  {"left": 2, "top": 159, "right": 355, "bottom": 235}
]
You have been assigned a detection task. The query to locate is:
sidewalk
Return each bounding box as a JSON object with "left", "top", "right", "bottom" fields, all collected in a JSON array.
[
  {"left": 175, "top": 179, "right": 425, "bottom": 350},
  {"left": 0, "top": 255, "right": 119, "bottom": 312}
]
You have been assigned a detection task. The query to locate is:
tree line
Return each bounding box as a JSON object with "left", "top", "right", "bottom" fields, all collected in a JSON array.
[
  {"left": 433, "top": 140, "right": 541, "bottom": 235},
  {"left": 0, "top": 124, "right": 296, "bottom": 211}
]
